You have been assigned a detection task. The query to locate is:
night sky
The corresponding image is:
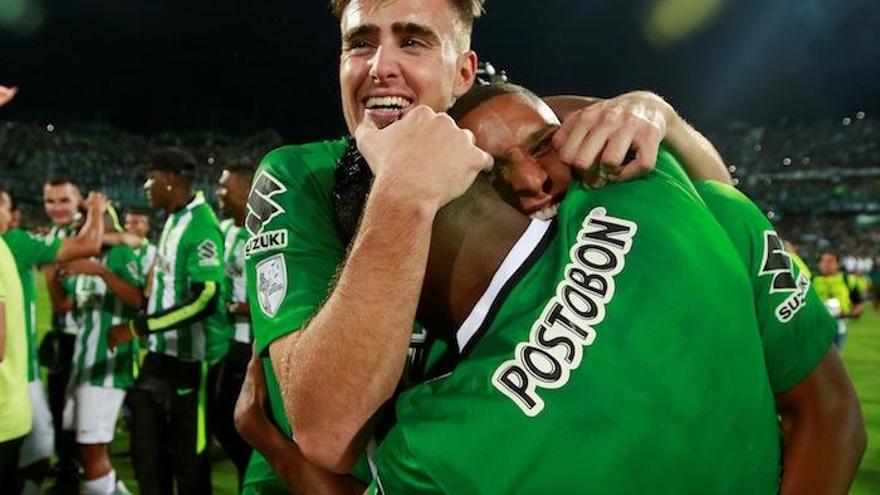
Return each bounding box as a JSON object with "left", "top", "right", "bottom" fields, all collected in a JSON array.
[{"left": 1, "top": 0, "right": 878, "bottom": 140}]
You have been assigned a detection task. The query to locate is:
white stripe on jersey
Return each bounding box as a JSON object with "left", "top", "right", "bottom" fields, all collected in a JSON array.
[
  {"left": 455, "top": 219, "right": 551, "bottom": 352},
  {"left": 148, "top": 207, "right": 195, "bottom": 357}
]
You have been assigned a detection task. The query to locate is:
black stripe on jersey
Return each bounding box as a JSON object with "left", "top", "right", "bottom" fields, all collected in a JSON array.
[{"left": 458, "top": 219, "right": 558, "bottom": 360}]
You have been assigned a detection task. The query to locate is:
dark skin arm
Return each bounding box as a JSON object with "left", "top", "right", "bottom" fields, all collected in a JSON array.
[
  {"left": 59, "top": 259, "right": 144, "bottom": 310},
  {"left": 234, "top": 349, "right": 365, "bottom": 495},
  {"left": 44, "top": 264, "right": 74, "bottom": 314},
  {"left": 776, "top": 349, "right": 866, "bottom": 495}
]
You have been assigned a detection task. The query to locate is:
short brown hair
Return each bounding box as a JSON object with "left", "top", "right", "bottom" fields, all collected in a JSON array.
[{"left": 330, "top": 0, "right": 485, "bottom": 32}]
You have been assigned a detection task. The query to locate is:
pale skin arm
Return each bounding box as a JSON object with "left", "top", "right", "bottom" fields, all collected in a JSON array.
[
  {"left": 544, "top": 92, "right": 732, "bottom": 184},
  {"left": 269, "top": 106, "right": 492, "bottom": 473},
  {"left": 776, "top": 349, "right": 866, "bottom": 494},
  {"left": 234, "top": 348, "right": 364, "bottom": 494},
  {"left": 55, "top": 193, "right": 109, "bottom": 262}
]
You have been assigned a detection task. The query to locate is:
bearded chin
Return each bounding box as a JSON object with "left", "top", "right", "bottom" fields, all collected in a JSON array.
[{"left": 331, "top": 137, "right": 374, "bottom": 246}]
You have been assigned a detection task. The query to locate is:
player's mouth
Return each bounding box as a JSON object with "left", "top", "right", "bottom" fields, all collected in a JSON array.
[
  {"left": 363, "top": 95, "right": 413, "bottom": 128},
  {"left": 530, "top": 202, "right": 559, "bottom": 221}
]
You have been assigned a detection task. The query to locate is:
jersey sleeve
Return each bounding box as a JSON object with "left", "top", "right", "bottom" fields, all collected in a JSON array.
[
  {"left": 108, "top": 246, "right": 144, "bottom": 287},
  {"left": 245, "top": 144, "right": 347, "bottom": 355},
  {"left": 374, "top": 425, "right": 442, "bottom": 495},
  {"left": 3, "top": 228, "right": 61, "bottom": 269},
  {"left": 183, "top": 212, "right": 225, "bottom": 284},
  {"left": 696, "top": 181, "right": 836, "bottom": 393}
]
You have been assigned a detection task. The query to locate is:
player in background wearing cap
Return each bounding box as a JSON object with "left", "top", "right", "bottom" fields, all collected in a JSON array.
[
  {"left": 108, "top": 147, "right": 228, "bottom": 495},
  {"left": 51, "top": 206, "right": 144, "bottom": 495}
]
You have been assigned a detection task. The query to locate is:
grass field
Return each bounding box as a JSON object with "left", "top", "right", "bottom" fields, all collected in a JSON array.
[{"left": 33, "top": 274, "right": 879, "bottom": 493}]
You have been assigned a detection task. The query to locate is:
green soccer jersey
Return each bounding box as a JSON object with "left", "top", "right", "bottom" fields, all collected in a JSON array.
[
  {"left": 146, "top": 192, "right": 228, "bottom": 362},
  {"left": 223, "top": 220, "right": 251, "bottom": 343},
  {"left": 695, "top": 180, "right": 835, "bottom": 393},
  {"left": 242, "top": 140, "right": 348, "bottom": 489},
  {"left": 370, "top": 151, "right": 785, "bottom": 494},
  {"left": 1, "top": 228, "right": 62, "bottom": 382},
  {"left": 66, "top": 246, "right": 143, "bottom": 389}
]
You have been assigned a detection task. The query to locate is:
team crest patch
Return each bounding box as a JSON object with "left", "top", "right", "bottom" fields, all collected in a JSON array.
[
  {"left": 197, "top": 240, "right": 220, "bottom": 267},
  {"left": 256, "top": 254, "right": 287, "bottom": 317}
]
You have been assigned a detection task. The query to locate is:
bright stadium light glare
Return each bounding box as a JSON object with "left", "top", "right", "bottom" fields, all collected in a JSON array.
[
  {"left": 208, "top": 157, "right": 215, "bottom": 165},
  {"left": 767, "top": 211, "right": 776, "bottom": 220},
  {"left": 643, "top": 0, "right": 728, "bottom": 48},
  {"left": 782, "top": 157, "right": 792, "bottom": 166},
  {"left": 46, "top": 123, "right": 54, "bottom": 132},
  {"left": 842, "top": 117, "right": 852, "bottom": 126},
  {"left": 855, "top": 111, "right": 865, "bottom": 120},
  {"left": 728, "top": 165, "right": 737, "bottom": 173}
]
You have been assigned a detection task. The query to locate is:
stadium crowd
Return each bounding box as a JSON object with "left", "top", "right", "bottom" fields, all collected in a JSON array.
[{"left": 0, "top": 0, "right": 875, "bottom": 494}]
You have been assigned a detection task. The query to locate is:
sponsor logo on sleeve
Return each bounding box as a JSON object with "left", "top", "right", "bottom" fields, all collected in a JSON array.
[
  {"left": 244, "top": 229, "right": 288, "bottom": 259},
  {"left": 246, "top": 171, "right": 287, "bottom": 236},
  {"left": 492, "top": 208, "right": 637, "bottom": 417},
  {"left": 759, "top": 231, "right": 809, "bottom": 322},
  {"left": 197, "top": 239, "right": 221, "bottom": 267},
  {"left": 256, "top": 254, "right": 287, "bottom": 318}
]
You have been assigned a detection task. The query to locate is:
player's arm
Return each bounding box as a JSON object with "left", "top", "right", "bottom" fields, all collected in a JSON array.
[
  {"left": 775, "top": 349, "right": 865, "bottom": 495},
  {"left": 543, "top": 93, "right": 732, "bottom": 184},
  {"left": 44, "top": 264, "right": 74, "bottom": 314},
  {"left": 234, "top": 350, "right": 365, "bottom": 494},
  {"left": 60, "top": 258, "right": 144, "bottom": 310},
  {"left": 269, "top": 108, "right": 492, "bottom": 472},
  {"left": 55, "top": 192, "right": 109, "bottom": 262}
]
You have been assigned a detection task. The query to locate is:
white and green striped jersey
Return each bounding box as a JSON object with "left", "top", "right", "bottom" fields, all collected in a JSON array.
[
  {"left": 66, "top": 246, "right": 142, "bottom": 389},
  {"left": 134, "top": 241, "right": 158, "bottom": 282},
  {"left": 146, "top": 193, "right": 229, "bottom": 362},
  {"left": 222, "top": 220, "right": 251, "bottom": 344},
  {"left": 46, "top": 224, "right": 80, "bottom": 335}
]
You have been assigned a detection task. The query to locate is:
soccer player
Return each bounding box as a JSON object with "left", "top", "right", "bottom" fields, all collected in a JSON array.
[
  {"left": 353, "top": 84, "right": 862, "bottom": 494},
  {"left": 53, "top": 206, "right": 143, "bottom": 495},
  {"left": 0, "top": 184, "right": 108, "bottom": 494},
  {"left": 107, "top": 147, "right": 227, "bottom": 495},
  {"left": 40, "top": 176, "right": 88, "bottom": 494},
  {"left": 124, "top": 210, "right": 157, "bottom": 284},
  {"left": 209, "top": 163, "right": 256, "bottom": 487},
  {"left": 814, "top": 250, "right": 863, "bottom": 349},
  {"left": 0, "top": 193, "right": 30, "bottom": 490},
  {"left": 243, "top": 1, "right": 736, "bottom": 489}
]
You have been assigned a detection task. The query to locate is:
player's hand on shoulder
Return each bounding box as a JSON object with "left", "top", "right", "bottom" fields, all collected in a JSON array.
[
  {"left": 552, "top": 90, "right": 672, "bottom": 186},
  {"left": 355, "top": 105, "right": 493, "bottom": 210}
]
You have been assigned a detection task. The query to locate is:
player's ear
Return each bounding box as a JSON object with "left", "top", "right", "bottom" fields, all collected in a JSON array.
[{"left": 453, "top": 50, "right": 478, "bottom": 99}]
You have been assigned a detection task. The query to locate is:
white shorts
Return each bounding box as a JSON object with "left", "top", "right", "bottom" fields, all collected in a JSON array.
[
  {"left": 62, "top": 385, "right": 126, "bottom": 444},
  {"left": 18, "top": 380, "right": 55, "bottom": 467}
]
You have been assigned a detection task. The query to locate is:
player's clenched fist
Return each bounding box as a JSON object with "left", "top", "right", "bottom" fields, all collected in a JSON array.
[{"left": 355, "top": 105, "right": 493, "bottom": 212}]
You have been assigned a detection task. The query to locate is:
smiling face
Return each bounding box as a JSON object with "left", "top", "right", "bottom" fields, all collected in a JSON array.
[
  {"left": 43, "top": 182, "right": 81, "bottom": 227},
  {"left": 338, "top": 0, "right": 477, "bottom": 133},
  {"left": 457, "top": 92, "right": 574, "bottom": 220}
]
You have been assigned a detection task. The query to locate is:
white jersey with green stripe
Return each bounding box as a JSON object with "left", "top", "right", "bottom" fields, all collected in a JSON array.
[
  {"left": 47, "top": 224, "right": 80, "bottom": 335},
  {"left": 135, "top": 241, "right": 158, "bottom": 282},
  {"left": 147, "top": 193, "right": 229, "bottom": 362},
  {"left": 222, "top": 220, "right": 250, "bottom": 344},
  {"left": 67, "top": 246, "right": 142, "bottom": 389}
]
